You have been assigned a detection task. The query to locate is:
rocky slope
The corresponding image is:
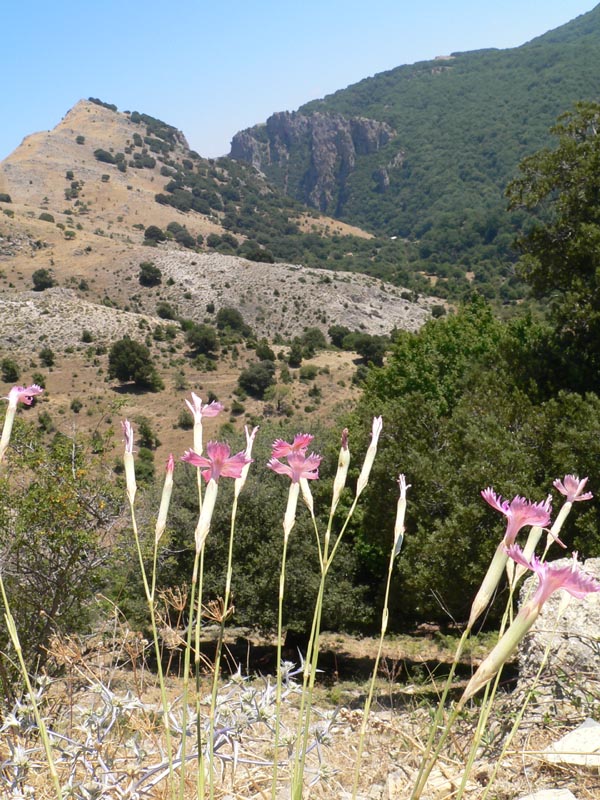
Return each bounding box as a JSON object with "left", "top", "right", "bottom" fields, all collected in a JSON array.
[{"left": 230, "top": 111, "right": 395, "bottom": 213}]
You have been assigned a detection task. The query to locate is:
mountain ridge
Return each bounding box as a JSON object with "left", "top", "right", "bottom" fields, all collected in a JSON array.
[{"left": 228, "top": 4, "right": 600, "bottom": 297}]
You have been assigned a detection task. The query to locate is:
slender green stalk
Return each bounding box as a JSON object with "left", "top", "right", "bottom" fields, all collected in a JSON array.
[
  {"left": 129, "top": 499, "right": 177, "bottom": 800},
  {"left": 480, "top": 614, "right": 564, "bottom": 800},
  {"left": 352, "top": 474, "right": 408, "bottom": 799},
  {"left": 180, "top": 548, "right": 202, "bottom": 800},
  {"left": 0, "top": 574, "right": 62, "bottom": 800},
  {"left": 208, "top": 492, "right": 240, "bottom": 800}
]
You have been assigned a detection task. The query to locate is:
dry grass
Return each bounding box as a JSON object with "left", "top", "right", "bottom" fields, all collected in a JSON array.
[{"left": 3, "top": 624, "right": 599, "bottom": 799}]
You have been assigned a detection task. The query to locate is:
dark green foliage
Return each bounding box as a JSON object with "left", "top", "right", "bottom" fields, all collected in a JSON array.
[
  {"left": 138, "top": 261, "right": 162, "bottom": 287},
  {"left": 156, "top": 301, "right": 177, "bottom": 320},
  {"left": 507, "top": 101, "right": 600, "bottom": 393},
  {"left": 32, "top": 268, "right": 56, "bottom": 291},
  {"left": 0, "top": 423, "right": 120, "bottom": 674},
  {"left": 1, "top": 358, "right": 20, "bottom": 382},
  {"left": 328, "top": 324, "right": 352, "bottom": 348},
  {"left": 185, "top": 323, "right": 219, "bottom": 356},
  {"left": 39, "top": 347, "right": 55, "bottom": 367},
  {"left": 88, "top": 97, "right": 117, "bottom": 112},
  {"left": 287, "top": 340, "right": 303, "bottom": 368},
  {"left": 108, "top": 336, "right": 164, "bottom": 391},
  {"left": 38, "top": 212, "right": 55, "bottom": 223},
  {"left": 76, "top": 135, "right": 85, "bottom": 145},
  {"left": 237, "top": 360, "right": 276, "bottom": 398},
  {"left": 137, "top": 417, "right": 160, "bottom": 449},
  {"left": 352, "top": 333, "right": 388, "bottom": 366},
  {"left": 93, "top": 149, "right": 116, "bottom": 164},
  {"left": 144, "top": 225, "right": 166, "bottom": 243},
  {"left": 216, "top": 307, "right": 252, "bottom": 336},
  {"left": 70, "top": 398, "right": 83, "bottom": 413},
  {"left": 228, "top": 6, "right": 600, "bottom": 298},
  {"left": 0, "top": 193, "right": 12, "bottom": 203},
  {"left": 299, "top": 327, "right": 327, "bottom": 357},
  {"left": 255, "top": 339, "right": 275, "bottom": 361},
  {"left": 116, "top": 426, "right": 373, "bottom": 637}
]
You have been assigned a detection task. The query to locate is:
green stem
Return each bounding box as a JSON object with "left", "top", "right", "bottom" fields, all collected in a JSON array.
[
  {"left": 271, "top": 531, "right": 291, "bottom": 800},
  {"left": 0, "top": 574, "right": 62, "bottom": 800},
  {"left": 130, "top": 500, "right": 176, "bottom": 800},
  {"left": 208, "top": 493, "right": 239, "bottom": 800}
]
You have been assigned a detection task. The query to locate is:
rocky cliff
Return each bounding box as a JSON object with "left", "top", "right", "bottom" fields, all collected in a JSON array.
[{"left": 230, "top": 111, "right": 395, "bottom": 214}]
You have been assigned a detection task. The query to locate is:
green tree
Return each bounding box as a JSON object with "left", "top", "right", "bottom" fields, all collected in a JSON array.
[
  {"left": 185, "top": 323, "right": 219, "bottom": 356},
  {"left": 32, "top": 268, "right": 56, "bottom": 291},
  {"left": 237, "top": 360, "right": 276, "bottom": 398},
  {"left": 39, "top": 347, "right": 55, "bottom": 367},
  {"left": 507, "top": 101, "right": 600, "bottom": 392},
  {"left": 1, "top": 358, "right": 20, "bottom": 383},
  {"left": 108, "top": 337, "right": 164, "bottom": 391},
  {"left": 138, "top": 261, "right": 162, "bottom": 287},
  {"left": 144, "top": 225, "right": 166, "bottom": 243},
  {"left": 0, "top": 423, "right": 120, "bottom": 674}
]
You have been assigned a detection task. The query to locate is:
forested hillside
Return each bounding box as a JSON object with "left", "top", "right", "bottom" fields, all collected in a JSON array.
[{"left": 231, "top": 5, "right": 600, "bottom": 302}]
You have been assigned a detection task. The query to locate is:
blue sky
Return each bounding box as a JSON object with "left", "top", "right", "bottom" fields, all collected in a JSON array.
[{"left": 1, "top": 1, "right": 596, "bottom": 161}]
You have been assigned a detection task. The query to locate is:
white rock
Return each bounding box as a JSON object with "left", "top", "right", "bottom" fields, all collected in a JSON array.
[
  {"left": 517, "top": 791, "right": 577, "bottom": 800},
  {"left": 543, "top": 717, "right": 600, "bottom": 768}
]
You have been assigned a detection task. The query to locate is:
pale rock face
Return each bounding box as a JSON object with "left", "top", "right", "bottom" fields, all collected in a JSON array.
[
  {"left": 230, "top": 110, "right": 396, "bottom": 214},
  {"left": 517, "top": 557, "right": 600, "bottom": 704}
]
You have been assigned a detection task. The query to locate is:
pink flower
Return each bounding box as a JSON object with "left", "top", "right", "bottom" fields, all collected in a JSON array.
[
  {"left": 481, "top": 488, "right": 552, "bottom": 545},
  {"left": 6, "top": 384, "right": 43, "bottom": 409},
  {"left": 553, "top": 475, "right": 593, "bottom": 503},
  {"left": 506, "top": 544, "right": 600, "bottom": 608},
  {"left": 185, "top": 392, "right": 224, "bottom": 424},
  {"left": 166, "top": 453, "right": 175, "bottom": 474},
  {"left": 121, "top": 419, "right": 134, "bottom": 454},
  {"left": 271, "top": 433, "right": 314, "bottom": 459},
  {"left": 181, "top": 440, "right": 251, "bottom": 483},
  {"left": 268, "top": 451, "right": 322, "bottom": 483}
]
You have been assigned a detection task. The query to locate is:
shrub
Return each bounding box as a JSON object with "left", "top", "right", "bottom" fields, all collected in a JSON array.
[
  {"left": 144, "top": 225, "right": 166, "bottom": 243},
  {"left": 216, "top": 307, "right": 251, "bottom": 336},
  {"left": 185, "top": 323, "right": 219, "bottom": 356},
  {"left": 32, "top": 268, "right": 56, "bottom": 291},
  {"left": 93, "top": 149, "right": 116, "bottom": 164},
  {"left": 138, "top": 262, "right": 162, "bottom": 287},
  {"left": 108, "top": 337, "right": 164, "bottom": 391},
  {"left": 39, "top": 347, "right": 55, "bottom": 368},
  {"left": 156, "top": 301, "right": 177, "bottom": 320},
  {"left": 237, "top": 360, "right": 276, "bottom": 399},
  {"left": 1, "top": 358, "right": 20, "bottom": 383},
  {"left": 38, "top": 212, "right": 55, "bottom": 223},
  {"left": 0, "top": 193, "right": 12, "bottom": 203},
  {"left": 70, "top": 398, "right": 83, "bottom": 413},
  {"left": 76, "top": 135, "right": 85, "bottom": 145}
]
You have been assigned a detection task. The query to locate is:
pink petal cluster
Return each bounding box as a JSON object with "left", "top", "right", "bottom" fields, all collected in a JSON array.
[
  {"left": 185, "top": 392, "right": 224, "bottom": 424},
  {"left": 7, "top": 384, "right": 43, "bottom": 408},
  {"left": 268, "top": 451, "right": 322, "bottom": 483},
  {"left": 553, "top": 474, "right": 593, "bottom": 503},
  {"left": 271, "top": 433, "right": 314, "bottom": 458},
  {"left": 481, "top": 487, "right": 552, "bottom": 545},
  {"left": 182, "top": 440, "right": 251, "bottom": 483},
  {"left": 506, "top": 544, "right": 600, "bottom": 608},
  {"left": 268, "top": 432, "right": 321, "bottom": 483}
]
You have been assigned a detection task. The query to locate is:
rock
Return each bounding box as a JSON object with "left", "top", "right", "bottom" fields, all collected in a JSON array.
[
  {"left": 542, "top": 717, "right": 600, "bottom": 768},
  {"left": 230, "top": 110, "right": 396, "bottom": 214},
  {"left": 516, "top": 557, "right": 600, "bottom": 705},
  {"left": 517, "top": 791, "right": 577, "bottom": 800}
]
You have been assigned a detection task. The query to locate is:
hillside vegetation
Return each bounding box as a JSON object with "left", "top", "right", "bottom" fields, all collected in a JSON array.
[{"left": 230, "top": 5, "right": 600, "bottom": 302}]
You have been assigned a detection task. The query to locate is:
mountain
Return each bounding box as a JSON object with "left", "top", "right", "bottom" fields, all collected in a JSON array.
[
  {"left": 229, "top": 5, "right": 600, "bottom": 301},
  {"left": 0, "top": 99, "right": 437, "bottom": 454}
]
